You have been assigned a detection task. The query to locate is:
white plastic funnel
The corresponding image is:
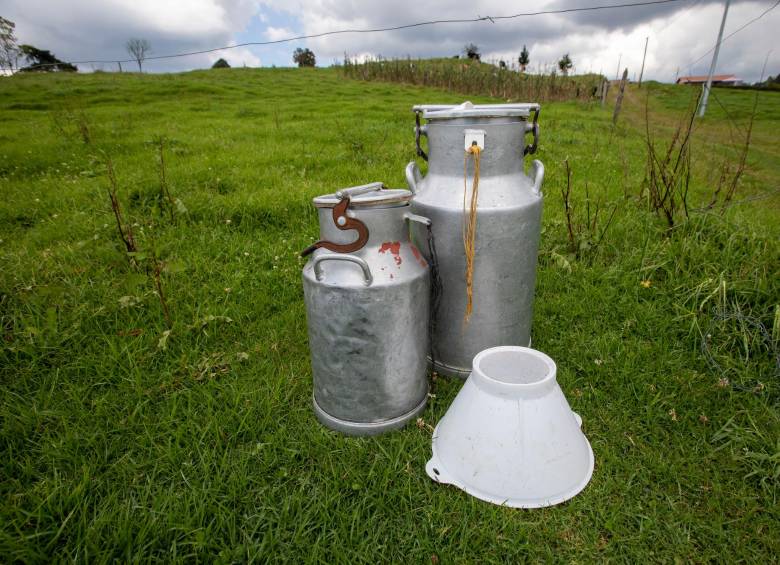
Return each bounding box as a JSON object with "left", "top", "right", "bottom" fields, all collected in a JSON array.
[{"left": 426, "top": 346, "right": 594, "bottom": 508}]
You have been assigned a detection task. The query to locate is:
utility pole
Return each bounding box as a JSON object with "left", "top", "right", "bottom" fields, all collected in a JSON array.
[
  {"left": 638, "top": 36, "right": 649, "bottom": 87},
  {"left": 699, "top": 0, "right": 731, "bottom": 117}
]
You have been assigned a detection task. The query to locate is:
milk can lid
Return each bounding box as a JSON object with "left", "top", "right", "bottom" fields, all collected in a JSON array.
[
  {"left": 414, "top": 101, "right": 540, "bottom": 119},
  {"left": 312, "top": 182, "right": 412, "bottom": 209}
]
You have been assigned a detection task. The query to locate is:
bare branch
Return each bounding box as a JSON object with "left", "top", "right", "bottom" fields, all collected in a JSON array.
[{"left": 126, "top": 38, "right": 151, "bottom": 72}]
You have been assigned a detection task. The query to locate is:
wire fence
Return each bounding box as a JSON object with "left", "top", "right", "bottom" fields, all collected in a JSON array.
[{"left": 700, "top": 305, "right": 780, "bottom": 390}]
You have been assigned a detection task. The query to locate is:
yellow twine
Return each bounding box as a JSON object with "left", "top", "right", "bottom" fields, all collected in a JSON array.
[{"left": 463, "top": 144, "right": 481, "bottom": 323}]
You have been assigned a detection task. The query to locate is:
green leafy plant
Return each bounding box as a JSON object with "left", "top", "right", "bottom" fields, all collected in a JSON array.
[
  {"left": 558, "top": 53, "right": 573, "bottom": 76},
  {"left": 293, "top": 47, "right": 315, "bottom": 68},
  {"left": 518, "top": 45, "right": 530, "bottom": 72}
]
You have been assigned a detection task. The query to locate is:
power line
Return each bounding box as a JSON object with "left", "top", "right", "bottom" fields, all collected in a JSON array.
[
  {"left": 684, "top": 0, "right": 779, "bottom": 72},
  {"left": 698, "top": 0, "right": 731, "bottom": 117},
  {"left": 648, "top": 0, "right": 700, "bottom": 81},
  {"left": 652, "top": 0, "right": 701, "bottom": 36},
  {"left": 702, "top": 49, "right": 771, "bottom": 134},
  {"left": 10, "top": 0, "right": 690, "bottom": 69}
]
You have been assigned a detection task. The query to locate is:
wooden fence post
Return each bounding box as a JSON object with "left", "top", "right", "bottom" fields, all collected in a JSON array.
[{"left": 612, "top": 68, "right": 629, "bottom": 125}]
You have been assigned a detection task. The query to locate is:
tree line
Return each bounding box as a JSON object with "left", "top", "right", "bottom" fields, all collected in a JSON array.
[
  {"left": 1, "top": 14, "right": 565, "bottom": 76},
  {"left": 0, "top": 17, "right": 567, "bottom": 78},
  {"left": 1, "top": 15, "right": 581, "bottom": 78},
  {"left": 0, "top": 14, "right": 565, "bottom": 76},
  {"left": 1, "top": 17, "right": 78, "bottom": 72},
  {"left": 463, "top": 43, "right": 573, "bottom": 76},
  {"left": 0, "top": 16, "right": 320, "bottom": 73}
]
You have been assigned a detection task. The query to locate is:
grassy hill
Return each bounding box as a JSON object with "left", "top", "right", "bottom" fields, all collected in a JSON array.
[
  {"left": 1, "top": 68, "right": 778, "bottom": 562},
  {"left": 343, "top": 56, "right": 606, "bottom": 102}
]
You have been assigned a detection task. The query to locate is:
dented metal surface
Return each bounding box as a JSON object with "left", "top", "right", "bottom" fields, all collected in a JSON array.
[
  {"left": 407, "top": 102, "right": 545, "bottom": 378},
  {"left": 302, "top": 184, "right": 430, "bottom": 435}
]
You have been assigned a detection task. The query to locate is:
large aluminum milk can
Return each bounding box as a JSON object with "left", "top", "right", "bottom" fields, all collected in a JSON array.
[
  {"left": 405, "top": 102, "right": 545, "bottom": 378},
  {"left": 301, "top": 183, "right": 432, "bottom": 435}
]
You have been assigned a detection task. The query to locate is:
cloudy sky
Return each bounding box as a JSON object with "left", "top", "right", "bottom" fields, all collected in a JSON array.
[{"left": 2, "top": 0, "right": 778, "bottom": 82}]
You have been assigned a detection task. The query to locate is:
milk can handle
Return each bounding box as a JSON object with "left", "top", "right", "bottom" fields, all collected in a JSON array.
[
  {"left": 415, "top": 111, "right": 428, "bottom": 161},
  {"left": 336, "top": 182, "right": 383, "bottom": 199},
  {"left": 523, "top": 107, "right": 540, "bottom": 156},
  {"left": 313, "top": 255, "right": 373, "bottom": 286},
  {"left": 530, "top": 159, "right": 545, "bottom": 196},
  {"left": 405, "top": 161, "right": 422, "bottom": 194},
  {"left": 404, "top": 211, "right": 431, "bottom": 227}
]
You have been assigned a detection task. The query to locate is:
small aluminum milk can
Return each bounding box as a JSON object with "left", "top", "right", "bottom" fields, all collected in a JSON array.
[
  {"left": 406, "top": 102, "right": 545, "bottom": 378},
  {"left": 301, "top": 183, "right": 432, "bottom": 435}
]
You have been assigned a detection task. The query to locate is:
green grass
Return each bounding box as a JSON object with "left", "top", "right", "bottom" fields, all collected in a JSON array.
[
  {"left": 1, "top": 68, "right": 778, "bottom": 562},
  {"left": 637, "top": 81, "right": 780, "bottom": 207}
]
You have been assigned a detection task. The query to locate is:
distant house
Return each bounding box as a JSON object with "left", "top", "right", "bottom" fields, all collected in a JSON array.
[{"left": 676, "top": 74, "right": 743, "bottom": 86}]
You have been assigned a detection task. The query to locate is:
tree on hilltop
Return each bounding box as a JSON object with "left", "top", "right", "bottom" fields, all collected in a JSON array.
[
  {"left": 126, "top": 38, "right": 151, "bottom": 72},
  {"left": 293, "top": 48, "right": 316, "bottom": 67},
  {"left": 463, "top": 43, "right": 480, "bottom": 61},
  {"left": 518, "top": 45, "right": 530, "bottom": 72},
  {"left": 558, "top": 53, "right": 573, "bottom": 76},
  {"left": 18, "top": 45, "right": 77, "bottom": 72},
  {"left": 212, "top": 58, "right": 230, "bottom": 69}
]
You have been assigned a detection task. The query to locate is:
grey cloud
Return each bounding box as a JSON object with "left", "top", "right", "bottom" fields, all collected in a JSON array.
[
  {"left": 3, "top": 0, "right": 257, "bottom": 71},
  {"left": 2, "top": 0, "right": 777, "bottom": 81},
  {"left": 545, "top": 0, "right": 699, "bottom": 30},
  {"left": 297, "top": 0, "right": 777, "bottom": 81}
]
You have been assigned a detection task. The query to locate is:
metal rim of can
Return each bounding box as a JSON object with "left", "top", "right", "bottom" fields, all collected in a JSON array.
[
  {"left": 312, "top": 188, "right": 413, "bottom": 209},
  {"left": 414, "top": 102, "right": 539, "bottom": 120}
]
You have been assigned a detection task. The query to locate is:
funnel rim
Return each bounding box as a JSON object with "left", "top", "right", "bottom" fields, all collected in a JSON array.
[{"left": 473, "top": 346, "right": 556, "bottom": 389}]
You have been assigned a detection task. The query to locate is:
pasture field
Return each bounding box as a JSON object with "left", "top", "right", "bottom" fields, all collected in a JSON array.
[{"left": 1, "top": 68, "right": 778, "bottom": 562}]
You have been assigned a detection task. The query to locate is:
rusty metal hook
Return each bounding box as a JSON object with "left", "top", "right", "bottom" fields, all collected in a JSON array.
[{"left": 301, "top": 196, "right": 370, "bottom": 257}]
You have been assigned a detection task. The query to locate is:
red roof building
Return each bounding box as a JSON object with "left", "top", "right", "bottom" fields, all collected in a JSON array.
[{"left": 676, "top": 74, "right": 743, "bottom": 86}]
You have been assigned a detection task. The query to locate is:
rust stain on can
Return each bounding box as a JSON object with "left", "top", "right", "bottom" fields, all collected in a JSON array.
[
  {"left": 379, "top": 241, "right": 402, "bottom": 266},
  {"left": 410, "top": 244, "right": 428, "bottom": 268}
]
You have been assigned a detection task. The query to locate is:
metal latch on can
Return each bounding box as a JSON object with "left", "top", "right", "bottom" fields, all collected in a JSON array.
[{"left": 463, "top": 129, "right": 485, "bottom": 151}]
